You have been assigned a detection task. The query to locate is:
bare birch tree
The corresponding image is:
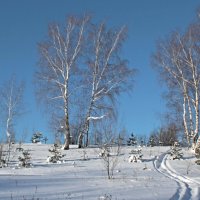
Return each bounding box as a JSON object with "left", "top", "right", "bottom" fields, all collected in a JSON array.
[
  {"left": 78, "top": 23, "right": 135, "bottom": 148},
  {"left": 152, "top": 21, "right": 200, "bottom": 148},
  {"left": 35, "top": 15, "right": 90, "bottom": 150},
  {"left": 0, "top": 76, "right": 25, "bottom": 143},
  {"left": 0, "top": 76, "right": 25, "bottom": 163}
]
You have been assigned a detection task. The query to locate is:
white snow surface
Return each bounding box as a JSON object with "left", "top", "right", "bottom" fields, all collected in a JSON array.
[{"left": 0, "top": 144, "right": 200, "bottom": 200}]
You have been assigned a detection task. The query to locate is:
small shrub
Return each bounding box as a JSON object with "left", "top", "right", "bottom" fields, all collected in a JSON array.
[
  {"left": 82, "top": 149, "right": 89, "bottom": 160},
  {"left": 0, "top": 142, "right": 15, "bottom": 168},
  {"left": 47, "top": 143, "right": 65, "bottom": 163},
  {"left": 169, "top": 142, "right": 183, "bottom": 160},
  {"left": 18, "top": 150, "right": 31, "bottom": 167},
  {"left": 99, "top": 143, "right": 121, "bottom": 179},
  {"left": 195, "top": 160, "right": 200, "bottom": 165},
  {"left": 31, "top": 132, "right": 43, "bottom": 143},
  {"left": 0, "top": 144, "right": 6, "bottom": 168},
  {"left": 99, "top": 194, "right": 112, "bottom": 200},
  {"left": 129, "top": 148, "right": 143, "bottom": 163},
  {"left": 148, "top": 135, "right": 157, "bottom": 147}
]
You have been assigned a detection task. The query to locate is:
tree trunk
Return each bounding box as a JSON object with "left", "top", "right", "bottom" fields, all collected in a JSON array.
[
  {"left": 78, "top": 133, "right": 84, "bottom": 148},
  {"left": 85, "top": 119, "right": 90, "bottom": 147},
  {"left": 63, "top": 133, "right": 70, "bottom": 150},
  {"left": 186, "top": 94, "right": 194, "bottom": 143},
  {"left": 193, "top": 96, "right": 199, "bottom": 148},
  {"left": 63, "top": 114, "right": 70, "bottom": 150},
  {"left": 78, "top": 109, "right": 91, "bottom": 148},
  {"left": 183, "top": 95, "right": 190, "bottom": 146},
  {"left": 86, "top": 133, "right": 89, "bottom": 147}
]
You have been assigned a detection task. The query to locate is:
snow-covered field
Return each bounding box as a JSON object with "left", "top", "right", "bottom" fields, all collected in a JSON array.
[{"left": 0, "top": 144, "right": 200, "bottom": 200}]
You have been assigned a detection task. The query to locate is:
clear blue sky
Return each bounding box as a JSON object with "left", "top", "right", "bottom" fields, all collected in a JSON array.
[{"left": 0, "top": 0, "right": 199, "bottom": 142}]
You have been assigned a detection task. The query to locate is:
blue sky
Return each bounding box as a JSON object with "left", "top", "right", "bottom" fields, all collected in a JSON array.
[{"left": 0, "top": 0, "right": 199, "bottom": 141}]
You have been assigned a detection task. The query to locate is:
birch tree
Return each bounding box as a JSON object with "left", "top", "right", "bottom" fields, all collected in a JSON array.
[
  {"left": 0, "top": 76, "right": 25, "bottom": 143},
  {"left": 185, "top": 21, "right": 200, "bottom": 147},
  {"left": 152, "top": 24, "right": 200, "bottom": 148},
  {"left": 78, "top": 23, "right": 135, "bottom": 148},
  {"left": 0, "top": 76, "right": 25, "bottom": 163},
  {"left": 35, "top": 15, "right": 90, "bottom": 150}
]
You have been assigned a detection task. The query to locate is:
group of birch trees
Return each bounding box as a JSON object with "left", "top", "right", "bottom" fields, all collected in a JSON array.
[
  {"left": 152, "top": 11, "right": 200, "bottom": 148},
  {"left": 35, "top": 15, "right": 135, "bottom": 150}
]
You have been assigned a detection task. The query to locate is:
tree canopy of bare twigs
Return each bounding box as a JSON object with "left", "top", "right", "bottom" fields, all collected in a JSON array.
[
  {"left": 0, "top": 75, "right": 25, "bottom": 143},
  {"left": 152, "top": 10, "right": 200, "bottom": 148},
  {"left": 149, "top": 123, "right": 179, "bottom": 146},
  {"left": 77, "top": 23, "right": 135, "bottom": 148}
]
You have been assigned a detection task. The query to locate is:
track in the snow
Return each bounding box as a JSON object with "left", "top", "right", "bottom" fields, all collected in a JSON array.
[{"left": 153, "top": 152, "right": 200, "bottom": 200}]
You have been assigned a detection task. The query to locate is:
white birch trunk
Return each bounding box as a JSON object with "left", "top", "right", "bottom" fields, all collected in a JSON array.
[{"left": 183, "top": 94, "right": 191, "bottom": 146}]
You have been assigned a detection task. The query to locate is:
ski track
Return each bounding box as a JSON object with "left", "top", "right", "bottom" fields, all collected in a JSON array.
[{"left": 153, "top": 152, "right": 200, "bottom": 200}]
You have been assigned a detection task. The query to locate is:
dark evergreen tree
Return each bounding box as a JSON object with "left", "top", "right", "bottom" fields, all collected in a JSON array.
[
  {"left": 31, "top": 132, "right": 43, "bottom": 143},
  {"left": 127, "top": 133, "right": 137, "bottom": 146}
]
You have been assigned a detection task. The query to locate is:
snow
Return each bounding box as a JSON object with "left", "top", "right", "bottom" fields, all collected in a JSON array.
[{"left": 0, "top": 144, "right": 200, "bottom": 199}]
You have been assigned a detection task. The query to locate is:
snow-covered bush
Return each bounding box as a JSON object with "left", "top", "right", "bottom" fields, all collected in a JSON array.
[
  {"left": 148, "top": 135, "right": 157, "bottom": 147},
  {"left": 195, "top": 160, "right": 200, "bottom": 165},
  {"left": 47, "top": 143, "right": 65, "bottom": 163},
  {"left": 18, "top": 150, "right": 31, "bottom": 167},
  {"left": 0, "top": 144, "right": 6, "bottom": 168},
  {"left": 99, "top": 194, "right": 112, "bottom": 200},
  {"left": 169, "top": 142, "right": 183, "bottom": 160},
  {"left": 0, "top": 142, "right": 16, "bottom": 167},
  {"left": 31, "top": 132, "right": 43, "bottom": 143},
  {"left": 129, "top": 148, "right": 143, "bottom": 163},
  {"left": 99, "top": 145, "right": 110, "bottom": 158}
]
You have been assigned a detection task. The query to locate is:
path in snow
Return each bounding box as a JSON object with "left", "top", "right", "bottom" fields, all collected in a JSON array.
[{"left": 154, "top": 152, "right": 200, "bottom": 200}]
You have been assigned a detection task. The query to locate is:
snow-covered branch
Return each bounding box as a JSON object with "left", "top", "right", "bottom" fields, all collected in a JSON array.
[{"left": 87, "top": 114, "right": 107, "bottom": 121}]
